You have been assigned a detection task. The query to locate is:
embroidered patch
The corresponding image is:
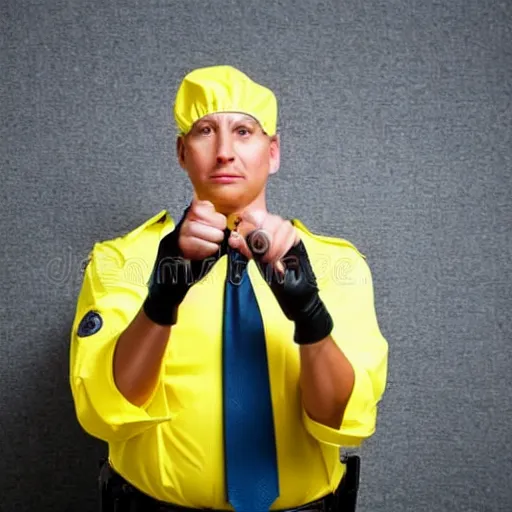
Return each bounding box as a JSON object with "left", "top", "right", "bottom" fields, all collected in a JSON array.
[{"left": 77, "top": 311, "right": 103, "bottom": 337}]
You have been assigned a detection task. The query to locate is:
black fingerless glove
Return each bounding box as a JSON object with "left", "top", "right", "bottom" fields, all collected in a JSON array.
[
  {"left": 143, "top": 210, "right": 228, "bottom": 326},
  {"left": 254, "top": 239, "right": 334, "bottom": 344}
]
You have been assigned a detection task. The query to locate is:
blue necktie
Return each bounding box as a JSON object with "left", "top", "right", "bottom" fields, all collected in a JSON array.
[{"left": 222, "top": 248, "right": 280, "bottom": 512}]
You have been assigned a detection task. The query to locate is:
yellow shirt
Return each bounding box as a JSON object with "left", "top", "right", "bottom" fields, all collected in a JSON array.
[{"left": 69, "top": 210, "right": 388, "bottom": 510}]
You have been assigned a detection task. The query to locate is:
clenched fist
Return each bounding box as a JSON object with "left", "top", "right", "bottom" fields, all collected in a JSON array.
[
  {"left": 179, "top": 199, "right": 228, "bottom": 260},
  {"left": 229, "top": 209, "right": 333, "bottom": 345},
  {"left": 228, "top": 210, "right": 300, "bottom": 271},
  {"left": 143, "top": 199, "right": 229, "bottom": 326}
]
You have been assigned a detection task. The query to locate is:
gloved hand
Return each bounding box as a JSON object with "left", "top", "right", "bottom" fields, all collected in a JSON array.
[
  {"left": 247, "top": 231, "right": 334, "bottom": 345},
  {"left": 143, "top": 201, "right": 228, "bottom": 325}
]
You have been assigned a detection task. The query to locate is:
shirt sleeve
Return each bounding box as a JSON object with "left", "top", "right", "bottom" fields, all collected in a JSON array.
[
  {"left": 69, "top": 236, "right": 173, "bottom": 444},
  {"left": 302, "top": 252, "right": 389, "bottom": 447}
]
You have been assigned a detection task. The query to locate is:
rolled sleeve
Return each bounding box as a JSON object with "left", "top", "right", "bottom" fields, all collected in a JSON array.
[
  {"left": 69, "top": 238, "right": 172, "bottom": 443},
  {"left": 303, "top": 345, "right": 387, "bottom": 447},
  {"left": 304, "top": 252, "right": 389, "bottom": 447}
]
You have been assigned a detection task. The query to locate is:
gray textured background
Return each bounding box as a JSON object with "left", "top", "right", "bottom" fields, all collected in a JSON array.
[{"left": 1, "top": 0, "right": 511, "bottom": 511}]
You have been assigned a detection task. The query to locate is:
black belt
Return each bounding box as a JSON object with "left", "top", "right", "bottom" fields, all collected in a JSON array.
[
  {"left": 148, "top": 495, "right": 330, "bottom": 512},
  {"left": 99, "top": 458, "right": 358, "bottom": 512}
]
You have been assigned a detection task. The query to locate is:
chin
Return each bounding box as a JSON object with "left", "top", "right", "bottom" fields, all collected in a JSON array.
[{"left": 208, "top": 191, "right": 254, "bottom": 214}]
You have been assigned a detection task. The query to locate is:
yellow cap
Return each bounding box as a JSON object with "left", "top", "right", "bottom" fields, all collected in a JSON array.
[{"left": 174, "top": 65, "right": 278, "bottom": 136}]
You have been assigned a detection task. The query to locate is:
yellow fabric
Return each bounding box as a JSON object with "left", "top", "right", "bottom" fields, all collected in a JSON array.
[
  {"left": 69, "top": 211, "right": 388, "bottom": 510},
  {"left": 174, "top": 65, "right": 278, "bottom": 136}
]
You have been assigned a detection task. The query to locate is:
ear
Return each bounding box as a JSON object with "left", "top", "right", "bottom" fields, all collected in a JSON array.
[
  {"left": 176, "top": 136, "right": 186, "bottom": 169},
  {"left": 268, "top": 134, "right": 280, "bottom": 175}
]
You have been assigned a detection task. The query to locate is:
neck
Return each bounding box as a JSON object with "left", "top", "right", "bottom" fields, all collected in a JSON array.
[
  {"left": 194, "top": 191, "right": 269, "bottom": 218},
  {"left": 224, "top": 197, "right": 268, "bottom": 216}
]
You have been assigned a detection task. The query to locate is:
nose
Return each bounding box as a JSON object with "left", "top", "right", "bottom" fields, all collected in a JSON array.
[{"left": 216, "top": 132, "right": 235, "bottom": 165}]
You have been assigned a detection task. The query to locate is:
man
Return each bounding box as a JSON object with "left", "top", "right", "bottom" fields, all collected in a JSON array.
[{"left": 69, "top": 65, "right": 388, "bottom": 512}]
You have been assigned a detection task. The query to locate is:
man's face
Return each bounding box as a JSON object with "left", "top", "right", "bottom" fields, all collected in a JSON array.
[{"left": 177, "top": 112, "right": 280, "bottom": 214}]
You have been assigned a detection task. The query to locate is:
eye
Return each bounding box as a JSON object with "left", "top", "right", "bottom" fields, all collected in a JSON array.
[
  {"left": 199, "top": 126, "right": 212, "bottom": 135},
  {"left": 236, "top": 126, "right": 251, "bottom": 136}
]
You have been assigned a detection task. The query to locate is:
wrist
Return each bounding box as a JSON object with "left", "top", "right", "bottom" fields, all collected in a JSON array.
[
  {"left": 143, "top": 291, "right": 179, "bottom": 326},
  {"left": 293, "top": 299, "right": 333, "bottom": 345}
]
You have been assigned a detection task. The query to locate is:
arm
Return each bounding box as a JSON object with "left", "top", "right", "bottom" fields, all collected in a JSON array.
[
  {"left": 69, "top": 238, "right": 174, "bottom": 443},
  {"left": 115, "top": 200, "right": 228, "bottom": 406},
  {"left": 299, "top": 335, "right": 355, "bottom": 429},
  {"left": 113, "top": 310, "right": 171, "bottom": 407},
  {"left": 301, "top": 254, "right": 388, "bottom": 447},
  {"left": 236, "top": 213, "right": 388, "bottom": 446},
  {"left": 70, "top": 202, "right": 225, "bottom": 443}
]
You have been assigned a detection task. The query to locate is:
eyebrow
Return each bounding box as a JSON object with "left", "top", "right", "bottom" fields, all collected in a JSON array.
[
  {"left": 197, "top": 114, "right": 259, "bottom": 125},
  {"left": 235, "top": 115, "right": 258, "bottom": 124}
]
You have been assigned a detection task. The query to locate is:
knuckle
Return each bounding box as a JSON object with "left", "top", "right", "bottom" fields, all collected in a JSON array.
[
  {"left": 214, "top": 213, "right": 228, "bottom": 229},
  {"left": 178, "top": 238, "right": 190, "bottom": 254}
]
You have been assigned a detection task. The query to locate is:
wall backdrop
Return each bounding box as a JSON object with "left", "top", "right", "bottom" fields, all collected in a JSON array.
[{"left": 1, "top": 0, "right": 511, "bottom": 511}]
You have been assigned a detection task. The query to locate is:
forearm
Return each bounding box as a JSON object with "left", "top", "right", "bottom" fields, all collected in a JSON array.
[
  {"left": 113, "top": 308, "right": 171, "bottom": 407},
  {"left": 299, "top": 336, "right": 355, "bottom": 429}
]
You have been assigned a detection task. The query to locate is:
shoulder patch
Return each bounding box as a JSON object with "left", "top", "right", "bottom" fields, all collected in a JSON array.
[{"left": 77, "top": 311, "right": 103, "bottom": 337}]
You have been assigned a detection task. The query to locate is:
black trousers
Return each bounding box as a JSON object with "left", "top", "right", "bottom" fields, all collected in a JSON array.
[{"left": 99, "top": 456, "right": 360, "bottom": 512}]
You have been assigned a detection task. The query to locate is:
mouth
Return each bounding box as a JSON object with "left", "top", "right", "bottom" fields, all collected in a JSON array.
[{"left": 209, "top": 174, "right": 245, "bottom": 183}]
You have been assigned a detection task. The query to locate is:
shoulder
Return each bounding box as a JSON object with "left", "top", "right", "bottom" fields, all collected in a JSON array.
[
  {"left": 91, "top": 209, "right": 175, "bottom": 255},
  {"left": 291, "top": 218, "right": 371, "bottom": 290},
  {"left": 292, "top": 218, "right": 366, "bottom": 259},
  {"left": 116, "top": 209, "right": 175, "bottom": 245},
  {"left": 84, "top": 210, "right": 176, "bottom": 284}
]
